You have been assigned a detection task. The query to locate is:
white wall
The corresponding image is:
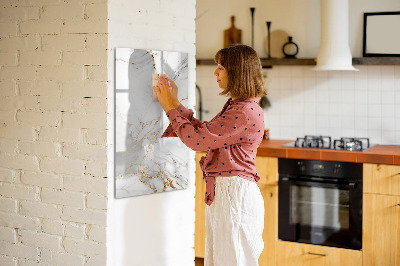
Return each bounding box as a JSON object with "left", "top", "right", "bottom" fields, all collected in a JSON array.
[
  {"left": 197, "top": 0, "right": 400, "bottom": 58},
  {"left": 107, "top": 1, "right": 197, "bottom": 266},
  {"left": 196, "top": 0, "right": 400, "bottom": 145}
]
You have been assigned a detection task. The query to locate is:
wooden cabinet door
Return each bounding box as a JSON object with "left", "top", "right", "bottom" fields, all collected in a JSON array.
[
  {"left": 276, "top": 241, "right": 362, "bottom": 266},
  {"left": 364, "top": 164, "right": 400, "bottom": 196},
  {"left": 195, "top": 152, "right": 207, "bottom": 258},
  {"left": 255, "top": 156, "right": 278, "bottom": 186},
  {"left": 363, "top": 193, "right": 400, "bottom": 266},
  {"left": 259, "top": 185, "right": 278, "bottom": 266}
]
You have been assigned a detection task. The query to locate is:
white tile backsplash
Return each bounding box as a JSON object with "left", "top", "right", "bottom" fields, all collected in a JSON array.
[
  {"left": 395, "top": 118, "right": 400, "bottom": 131},
  {"left": 367, "top": 91, "right": 381, "bottom": 105},
  {"left": 355, "top": 117, "right": 368, "bottom": 130},
  {"left": 196, "top": 65, "right": 400, "bottom": 144},
  {"left": 381, "top": 66, "right": 395, "bottom": 77},
  {"left": 382, "top": 105, "right": 395, "bottom": 118},
  {"left": 395, "top": 66, "right": 400, "bottom": 78},
  {"left": 382, "top": 78, "right": 395, "bottom": 91},
  {"left": 316, "top": 89, "right": 330, "bottom": 103},
  {"left": 341, "top": 89, "right": 355, "bottom": 104},
  {"left": 367, "top": 77, "right": 381, "bottom": 91},
  {"left": 355, "top": 104, "right": 368, "bottom": 117},
  {"left": 341, "top": 104, "right": 355, "bottom": 116},
  {"left": 367, "top": 104, "right": 382, "bottom": 118},
  {"left": 382, "top": 117, "right": 396, "bottom": 131},
  {"left": 382, "top": 90, "right": 395, "bottom": 104}
]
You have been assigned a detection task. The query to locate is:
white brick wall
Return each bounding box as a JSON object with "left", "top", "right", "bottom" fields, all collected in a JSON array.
[
  {"left": 0, "top": 0, "right": 108, "bottom": 265},
  {"left": 1, "top": 0, "right": 198, "bottom": 264}
]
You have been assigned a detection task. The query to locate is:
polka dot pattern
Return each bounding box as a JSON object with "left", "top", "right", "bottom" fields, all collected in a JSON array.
[{"left": 161, "top": 97, "right": 265, "bottom": 206}]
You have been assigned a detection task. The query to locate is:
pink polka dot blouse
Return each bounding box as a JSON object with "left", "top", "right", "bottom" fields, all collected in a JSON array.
[{"left": 162, "top": 97, "right": 265, "bottom": 205}]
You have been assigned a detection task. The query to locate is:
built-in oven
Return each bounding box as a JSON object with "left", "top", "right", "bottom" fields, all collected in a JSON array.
[{"left": 278, "top": 158, "right": 363, "bottom": 250}]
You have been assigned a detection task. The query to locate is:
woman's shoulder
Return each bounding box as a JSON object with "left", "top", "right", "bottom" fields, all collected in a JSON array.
[
  {"left": 232, "top": 97, "right": 261, "bottom": 110},
  {"left": 224, "top": 99, "right": 262, "bottom": 124}
]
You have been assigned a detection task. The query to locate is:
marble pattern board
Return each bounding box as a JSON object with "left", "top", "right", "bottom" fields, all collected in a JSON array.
[{"left": 115, "top": 48, "right": 189, "bottom": 198}]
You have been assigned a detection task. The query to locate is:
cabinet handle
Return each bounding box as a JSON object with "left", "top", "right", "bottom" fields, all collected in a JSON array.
[
  {"left": 397, "top": 204, "right": 400, "bottom": 207},
  {"left": 307, "top": 252, "right": 328, "bottom": 256}
]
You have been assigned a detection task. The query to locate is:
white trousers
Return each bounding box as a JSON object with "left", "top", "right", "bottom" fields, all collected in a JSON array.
[{"left": 205, "top": 176, "right": 264, "bottom": 266}]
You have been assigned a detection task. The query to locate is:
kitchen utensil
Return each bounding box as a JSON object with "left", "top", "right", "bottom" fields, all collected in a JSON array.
[{"left": 224, "top": 16, "right": 242, "bottom": 48}]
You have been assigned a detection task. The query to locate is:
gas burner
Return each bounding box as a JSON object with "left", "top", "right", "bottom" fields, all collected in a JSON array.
[
  {"left": 333, "top": 137, "right": 370, "bottom": 151},
  {"left": 283, "top": 136, "right": 372, "bottom": 151},
  {"left": 295, "top": 135, "right": 332, "bottom": 149}
]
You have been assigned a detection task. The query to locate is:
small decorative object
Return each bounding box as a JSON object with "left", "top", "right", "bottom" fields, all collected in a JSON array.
[
  {"left": 263, "top": 129, "right": 270, "bottom": 140},
  {"left": 259, "top": 95, "right": 271, "bottom": 110},
  {"left": 363, "top": 11, "right": 400, "bottom": 57},
  {"left": 265, "top": 21, "right": 272, "bottom": 58},
  {"left": 250, "top": 7, "right": 255, "bottom": 48},
  {"left": 224, "top": 16, "right": 242, "bottom": 48},
  {"left": 282, "top": 36, "right": 299, "bottom": 58}
]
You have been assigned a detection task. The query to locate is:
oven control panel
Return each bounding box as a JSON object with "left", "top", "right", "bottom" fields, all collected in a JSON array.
[{"left": 281, "top": 158, "right": 362, "bottom": 180}]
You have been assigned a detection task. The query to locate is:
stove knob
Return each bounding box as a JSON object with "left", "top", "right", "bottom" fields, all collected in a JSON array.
[
  {"left": 334, "top": 164, "right": 341, "bottom": 174},
  {"left": 298, "top": 161, "right": 305, "bottom": 171}
]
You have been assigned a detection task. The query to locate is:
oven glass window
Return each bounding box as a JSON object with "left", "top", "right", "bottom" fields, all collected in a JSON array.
[{"left": 290, "top": 186, "right": 349, "bottom": 230}]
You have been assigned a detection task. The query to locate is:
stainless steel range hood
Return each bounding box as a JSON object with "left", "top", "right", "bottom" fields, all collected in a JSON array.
[{"left": 314, "top": 0, "right": 358, "bottom": 71}]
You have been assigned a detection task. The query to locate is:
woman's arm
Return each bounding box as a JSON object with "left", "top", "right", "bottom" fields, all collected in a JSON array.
[
  {"left": 165, "top": 75, "right": 202, "bottom": 126},
  {"left": 165, "top": 107, "right": 249, "bottom": 152},
  {"left": 154, "top": 74, "right": 252, "bottom": 152},
  {"left": 161, "top": 103, "right": 203, "bottom": 138},
  {"left": 155, "top": 76, "right": 202, "bottom": 137}
]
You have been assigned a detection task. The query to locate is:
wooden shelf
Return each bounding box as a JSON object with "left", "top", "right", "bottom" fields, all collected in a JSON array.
[
  {"left": 352, "top": 57, "right": 400, "bottom": 65},
  {"left": 196, "top": 57, "right": 400, "bottom": 67},
  {"left": 260, "top": 58, "right": 316, "bottom": 67},
  {"left": 196, "top": 58, "right": 315, "bottom": 68}
]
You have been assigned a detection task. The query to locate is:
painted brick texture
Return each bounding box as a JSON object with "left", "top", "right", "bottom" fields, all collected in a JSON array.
[{"left": 0, "top": 0, "right": 108, "bottom": 265}]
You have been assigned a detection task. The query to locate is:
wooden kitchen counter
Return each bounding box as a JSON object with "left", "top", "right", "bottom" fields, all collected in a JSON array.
[
  {"left": 195, "top": 140, "right": 400, "bottom": 265},
  {"left": 256, "top": 139, "right": 400, "bottom": 165}
]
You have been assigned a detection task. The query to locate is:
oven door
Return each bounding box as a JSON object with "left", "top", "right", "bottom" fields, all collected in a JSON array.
[{"left": 278, "top": 176, "right": 362, "bottom": 250}]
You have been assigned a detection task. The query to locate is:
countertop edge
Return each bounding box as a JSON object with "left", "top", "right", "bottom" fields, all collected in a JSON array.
[{"left": 256, "top": 140, "right": 400, "bottom": 165}]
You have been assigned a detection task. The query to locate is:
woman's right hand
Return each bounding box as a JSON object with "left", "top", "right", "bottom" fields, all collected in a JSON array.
[{"left": 160, "top": 75, "right": 180, "bottom": 108}]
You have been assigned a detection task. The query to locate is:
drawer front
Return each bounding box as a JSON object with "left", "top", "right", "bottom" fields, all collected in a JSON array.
[
  {"left": 277, "top": 241, "right": 362, "bottom": 266},
  {"left": 364, "top": 164, "right": 400, "bottom": 196},
  {"left": 255, "top": 156, "right": 278, "bottom": 186}
]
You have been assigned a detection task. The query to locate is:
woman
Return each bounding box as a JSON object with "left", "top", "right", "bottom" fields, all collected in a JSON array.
[{"left": 153, "top": 44, "right": 266, "bottom": 266}]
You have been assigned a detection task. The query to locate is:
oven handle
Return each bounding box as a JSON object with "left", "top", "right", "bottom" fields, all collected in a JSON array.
[{"left": 280, "top": 177, "right": 357, "bottom": 189}]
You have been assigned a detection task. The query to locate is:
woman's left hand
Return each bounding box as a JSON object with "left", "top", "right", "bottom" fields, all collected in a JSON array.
[{"left": 153, "top": 76, "right": 176, "bottom": 113}]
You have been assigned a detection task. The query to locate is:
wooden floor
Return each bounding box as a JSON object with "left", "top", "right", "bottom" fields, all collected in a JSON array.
[{"left": 195, "top": 257, "right": 204, "bottom": 266}]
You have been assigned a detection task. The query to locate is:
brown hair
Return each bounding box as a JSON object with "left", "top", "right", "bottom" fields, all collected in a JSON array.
[{"left": 214, "top": 44, "right": 266, "bottom": 99}]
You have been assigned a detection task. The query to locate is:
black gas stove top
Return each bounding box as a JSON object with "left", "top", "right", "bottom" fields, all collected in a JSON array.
[{"left": 283, "top": 135, "right": 374, "bottom": 151}]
